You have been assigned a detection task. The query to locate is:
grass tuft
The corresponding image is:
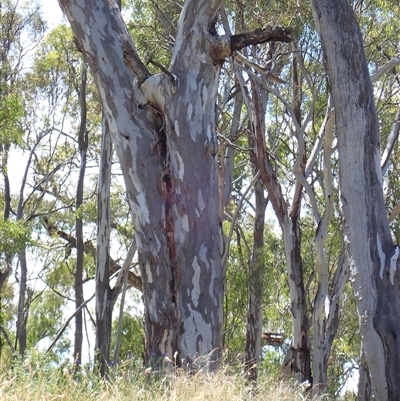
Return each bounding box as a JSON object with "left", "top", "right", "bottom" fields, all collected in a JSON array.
[{"left": 0, "top": 358, "right": 335, "bottom": 401}]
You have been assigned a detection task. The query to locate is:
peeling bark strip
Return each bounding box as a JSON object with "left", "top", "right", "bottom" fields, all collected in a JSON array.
[
  {"left": 58, "top": 0, "right": 292, "bottom": 368},
  {"left": 312, "top": 0, "right": 400, "bottom": 399}
]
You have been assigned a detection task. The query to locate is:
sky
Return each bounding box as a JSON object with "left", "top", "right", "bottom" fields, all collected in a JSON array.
[{"left": 41, "top": 0, "right": 65, "bottom": 29}]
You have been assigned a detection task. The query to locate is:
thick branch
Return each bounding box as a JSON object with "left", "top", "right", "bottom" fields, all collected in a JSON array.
[
  {"left": 370, "top": 58, "right": 400, "bottom": 83},
  {"left": 212, "top": 26, "right": 292, "bottom": 61},
  {"left": 231, "top": 26, "right": 292, "bottom": 52}
]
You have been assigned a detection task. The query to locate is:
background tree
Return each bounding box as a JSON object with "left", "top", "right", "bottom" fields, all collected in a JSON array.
[{"left": 312, "top": 0, "right": 400, "bottom": 398}]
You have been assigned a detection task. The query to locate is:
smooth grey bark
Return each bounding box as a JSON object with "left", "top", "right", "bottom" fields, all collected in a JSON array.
[
  {"left": 94, "top": 3, "right": 124, "bottom": 375},
  {"left": 59, "top": 0, "right": 291, "bottom": 366},
  {"left": 95, "top": 112, "right": 137, "bottom": 376},
  {"left": 243, "top": 175, "right": 265, "bottom": 382},
  {"left": 74, "top": 62, "right": 88, "bottom": 367},
  {"left": 300, "top": 104, "right": 349, "bottom": 395},
  {"left": 243, "top": 80, "right": 266, "bottom": 382},
  {"left": 95, "top": 113, "right": 113, "bottom": 377},
  {"left": 312, "top": 0, "right": 400, "bottom": 399}
]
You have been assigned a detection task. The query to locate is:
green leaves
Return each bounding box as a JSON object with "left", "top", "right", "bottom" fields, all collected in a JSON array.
[
  {"left": 0, "top": 92, "right": 24, "bottom": 147},
  {"left": 0, "top": 219, "right": 31, "bottom": 255}
]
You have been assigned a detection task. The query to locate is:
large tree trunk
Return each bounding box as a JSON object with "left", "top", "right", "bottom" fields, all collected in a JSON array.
[
  {"left": 312, "top": 0, "right": 400, "bottom": 399},
  {"left": 59, "top": 0, "right": 291, "bottom": 367},
  {"left": 60, "top": 0, "right": 225, "bottom": 366}
]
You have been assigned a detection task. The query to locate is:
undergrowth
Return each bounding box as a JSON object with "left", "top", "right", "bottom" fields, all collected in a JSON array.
[{"left": 0, "top": 355, "right": 339, "bottom": 401}]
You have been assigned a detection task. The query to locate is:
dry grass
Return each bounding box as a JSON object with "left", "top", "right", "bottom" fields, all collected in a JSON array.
[{"left": 0, "top": 360, "right": 333, "bottom": 401}]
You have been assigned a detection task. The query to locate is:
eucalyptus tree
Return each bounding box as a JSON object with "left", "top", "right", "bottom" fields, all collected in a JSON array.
[
  {"left": 312, "top": 0, "right": 400, "bottom": 399},
  {"left": 58, "top": 0, "right": 291, "bottom": 365},
  {"left": 0, "top": 0, "right": 46, "bottom": 356}
]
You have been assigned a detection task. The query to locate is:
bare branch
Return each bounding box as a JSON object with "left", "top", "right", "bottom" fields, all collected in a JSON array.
[
  {"left": 381, "top": 106, "right": 400, "bottom": 176},
  {"left": 42, "top": 217, "right": 142, "bottom": 291},
  {"left": 370, "top": 58, "right": 400, "bottom": 83},
  {"left": 46, "top": 294, "right": 95, "bottom": 355},
  {"left": 112, "top": 239, "right": 137, "bottom": 301},
  {"left": 148, "top": 58, "right": 176, "bottom": 82},
  {"left": 221, "top": 172, "right": 260, "bottom": 267},
  {"left": 0, "top": 324, "right": 18, "bottom": 357}
]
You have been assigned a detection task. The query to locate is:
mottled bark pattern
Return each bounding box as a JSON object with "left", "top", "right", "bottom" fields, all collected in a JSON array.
[
  {"left": 95, "top": 115, "right": 113, "bottom": 377},
  {"left": 312, "top": 0, "right": 400, "bottom": 399},
  {"left": 59, "top": 0, "right": 224, "bottom": 366}
]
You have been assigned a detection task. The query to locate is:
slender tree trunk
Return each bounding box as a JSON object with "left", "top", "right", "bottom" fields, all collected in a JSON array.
[
  {"left": 0, "top": 144, "right": 12, "bottom": 293},
  {"left": 0, "top": 144, "right": 12, "bottom": 354},
  {"left": 14, "top": 144, "right": 37, "bottom": 357},
  {"left": 94, "top": 0, "right": 124, "bottom": 378},
  {"left": 94, "top": 0, "right": 124, "bottom": 377},
  {"left": 311, "top": 107, "right": 335, "bottom": 395},
  {"left": 286, "top": 51, "right": 311, "bottom": 384},
  {"left": 281, "top": 213, "right": 311, "bottom": 383},
  {"left": 249, "top": 77, "right": 311, "bottom": 384},
  {"left": 95, "top": 113, "right": 113, "bottom": 376},
  {"left": 243, "top": 176, "right": 265, "bottom": 382},
  {"left": 15, "top": 248, "right": 27, "bottom": 356},
  {"left": 243, "top": 80, "right": 266, "bottom": 382},
  {"left": 74, "top": 63, "right": 88, "bottom": 367},
  {"left": 312, "top": 1, "right": 400, "bottom": 399},
  {"left": 1, "top": 144, "right": 11, "bottom": 221},
  {"left": 234, "top": 59, "right": 312, "bottom": 382}
]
